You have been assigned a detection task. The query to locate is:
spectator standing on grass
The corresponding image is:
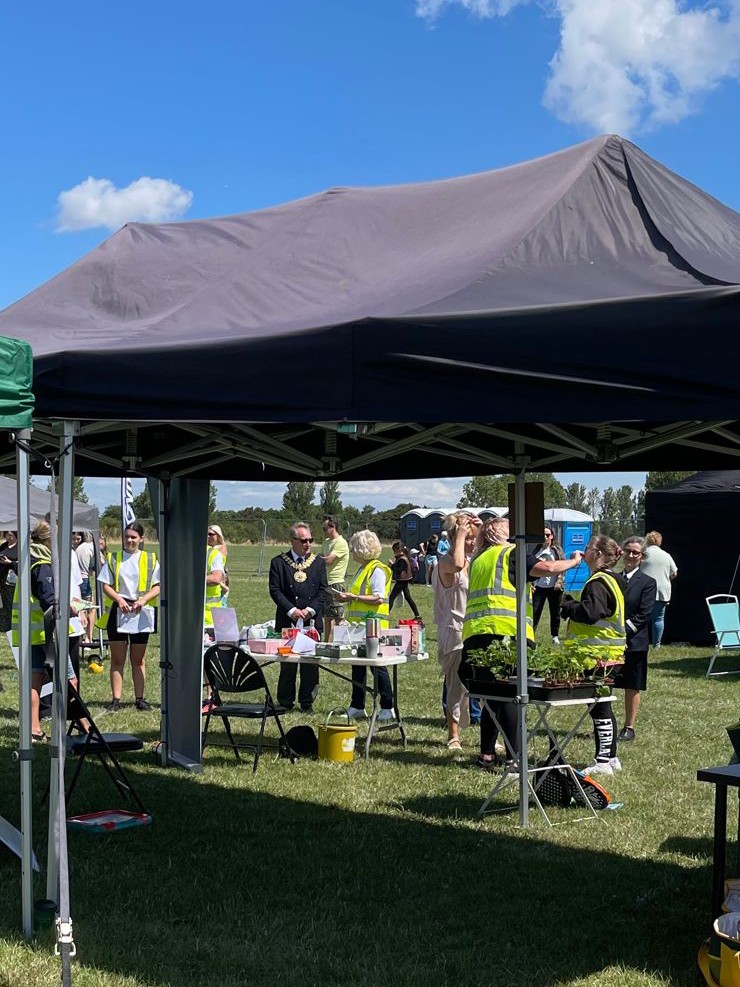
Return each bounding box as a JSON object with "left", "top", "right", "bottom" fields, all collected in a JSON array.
[
  {"left": 640, "top": 531, "right": 677, "bottom": 648},
  {"left": 334, "top": 530, "right": 394, "bottom": 720},
  {"left": 437, "top": 530, "right": 451, "bottom": 557},
  {"left": 74, "top": 531, "right": 96, "bottom": 643},
  {"left": 12, "top": 521, "right": 83, "bottom": 741},
  {"left": 615, "top": 536, "right": 657, "bottom": 744},
  {"left": 459, "top": 517, "right": 583, "bottom": 770},
  {"left": 532, "top": 526, "right": 566, "bottom": 644},
  {"left": 0, "top": 530, "right": 18, "bottom": 634},
  {"left": 561, "top": 534, "right": 626, "bottom": 776},
  {"left": 421, "top": 532, "right": 440, "bottom": 585},
  {"left": 97, "top": 521, "right": 160, "bottom": 712},
  {"left": 433, "top": 512, "right": 481, "bottom": 752},
  {"left": 320, "top": 516, "right": 349, "bottom": 641},
  {"left": 270, "top": 521, "right": 327, "bottom": 713},
  {"left": 388, "top": 541, "right": 420, "bottom": 619},
  {"left": 205, "top": 528, "right": 226, "bottom": 623}
]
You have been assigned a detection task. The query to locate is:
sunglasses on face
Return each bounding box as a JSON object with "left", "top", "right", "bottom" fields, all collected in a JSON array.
[{"left": 293, "top": 537, "right": 313, "bottom": 543}]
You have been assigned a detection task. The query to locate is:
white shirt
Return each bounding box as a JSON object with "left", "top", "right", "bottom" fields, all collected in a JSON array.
[
  {"left": 98, "top": 550, "right": 160, "bottom": 600},
  {"left": 641, "top": 545, "right": 677, "bottom": 602},
  {"left": 75, "top": 541, "right": 95, "bottom": 578}
]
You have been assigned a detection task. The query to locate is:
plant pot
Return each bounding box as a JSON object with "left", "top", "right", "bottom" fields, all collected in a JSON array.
[
  {"left": 468, "top": 678, "right": 517, "bottom": 698},
  {"left": 530, "top": 682, "right": 602, "bottom": 701}
]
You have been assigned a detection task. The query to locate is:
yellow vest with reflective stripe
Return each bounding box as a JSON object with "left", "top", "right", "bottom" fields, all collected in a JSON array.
[
  {"left": 204, "top": 546, "right": 224, "bottom": 626},
  {"left": 462, "top": 543, "right": 534, "bottom": 643},
  {"left": 346, "top": 560, "right": 392, "bottom": 628},
  {"left": 95, "top": 550, "right": 158, "bottom": 629},
  {"left": 12, "top": 560, "right": 75, "bottom": 645},
  {"left": 565, "top": 570, "right": 626, "bottom": 658}
]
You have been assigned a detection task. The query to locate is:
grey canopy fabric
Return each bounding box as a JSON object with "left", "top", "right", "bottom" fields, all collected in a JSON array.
[
  {"left": 0, "top": 476, "right": 98, "bottom": 531},
  {"left": 0, "top": 133, "right": 738, "bottom": 480}
]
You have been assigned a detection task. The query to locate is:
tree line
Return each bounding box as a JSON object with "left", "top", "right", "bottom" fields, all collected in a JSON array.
[{"left": 85, "top": 472, "right": 696, "bottom": 545}]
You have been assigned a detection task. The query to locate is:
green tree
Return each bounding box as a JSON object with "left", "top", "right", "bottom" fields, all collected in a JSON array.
[
  {"left": 645, "top": 471, "right": 696, "bottom": 490},
  {"left": 46, "top": 476, "right": 88, "bottom": 503},
  {"left": 587, "top": 487, "right": 602, "bottom": 519},
  {"left": 209, "top": 482, "right": 217, "bottom": 515},
  {"left": 282, "top": 481, "right": 316, "bottom": 519},
  {"left": 319, "top": 481, "right": 342, "bottom": 518},
  {"left": 131, "top": 487, "right": 152, "bottom": 521},
  {"left": 564, "top": 482, "right": 589, "bottom": 513},
  {"left": 597, "top": 485, "right": 639, "bottom": 541},
  {"left": 458, "top": 473, "right": 566, "bottom": 509}
]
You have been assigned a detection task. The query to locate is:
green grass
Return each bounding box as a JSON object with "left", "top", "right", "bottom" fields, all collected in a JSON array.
[{"left": 0, "top": 543, "right": 736, "bottom": 986}]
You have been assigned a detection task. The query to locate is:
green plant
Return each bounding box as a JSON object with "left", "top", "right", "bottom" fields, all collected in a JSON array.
[
  {"left": 467, "top": 636, "right": 516, "bottom": 679},
  {"left": 536, "top": 641, "right": 602, "bottom": 686}
]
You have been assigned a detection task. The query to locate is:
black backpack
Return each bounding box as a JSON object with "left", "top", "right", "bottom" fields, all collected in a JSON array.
[{"left": 278, "top": 725, "right": 318, "bottom": 760}]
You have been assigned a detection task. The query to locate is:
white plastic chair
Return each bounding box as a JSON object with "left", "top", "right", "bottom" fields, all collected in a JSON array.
[{"left": 706, "top": 595, "right": 740, "bottom": 677}]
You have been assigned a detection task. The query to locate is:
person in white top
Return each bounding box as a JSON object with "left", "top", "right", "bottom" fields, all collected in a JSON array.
[
  {"left": 98, "top": 522, "right": 160, "bottom": 712},
  {"left": 640, "top": 531, "right": 678, "bottom": 647},
  {"left": 433, "top": 511, "right": 481, "bottom": 751},
  {"left": 74, "top": 531, "right": 96, "bottom": 643}
]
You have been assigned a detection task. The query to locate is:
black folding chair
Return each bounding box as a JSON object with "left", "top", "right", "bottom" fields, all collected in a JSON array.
[
  {"left": 63, "top": 682, "right": 147, "bottom": 812},
  {"left": 202, "top": 644, "right": 292, "bottom": 772}
]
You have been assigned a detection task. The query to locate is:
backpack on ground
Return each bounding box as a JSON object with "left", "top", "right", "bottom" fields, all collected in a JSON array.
[{"left": 278, "top": 725, "right": 318, "bottom": 760}]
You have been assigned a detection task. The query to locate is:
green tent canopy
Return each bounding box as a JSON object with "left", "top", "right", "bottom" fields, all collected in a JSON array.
[{"left": 0, "top": 337, "right": 33, "bottom": 429}]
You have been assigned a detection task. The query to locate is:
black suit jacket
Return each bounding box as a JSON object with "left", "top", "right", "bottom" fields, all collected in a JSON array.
[
  {"left": 620, "top": 569, "right": 657, "bottom": 652},
  {"left": 269, "top": 552, "right": 328, "bottom": 633}
]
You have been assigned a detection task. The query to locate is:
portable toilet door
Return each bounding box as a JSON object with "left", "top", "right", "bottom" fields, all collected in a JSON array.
[{"left": 559, "top": 520, "right": 592, "bottom": 592}]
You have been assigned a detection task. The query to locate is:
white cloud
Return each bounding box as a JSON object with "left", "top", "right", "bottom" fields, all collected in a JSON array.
[
  {"left": 416, "top": 0, "right": 740, "bottom": 133},
  {"left": 416, "top": 0, "right": 526, "bottom": 17},
  {"left": 56, "top": 176, "right": 193, "bottom": 232}
]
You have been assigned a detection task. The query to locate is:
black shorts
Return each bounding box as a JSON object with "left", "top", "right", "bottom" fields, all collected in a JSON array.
[
  {"left": 613, "top": 650, "right": 648, "bottom": 691},
  {"left": 106, "top": 601, "right": 151, "bottom": 645}
]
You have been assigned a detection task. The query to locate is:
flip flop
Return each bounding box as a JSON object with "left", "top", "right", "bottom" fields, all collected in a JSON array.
[{"left": 32, "top": 731, "right": 48, "bottom": 744}]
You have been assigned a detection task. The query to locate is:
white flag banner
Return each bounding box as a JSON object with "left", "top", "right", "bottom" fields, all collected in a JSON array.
[{"left": 122, "top": 477, "right": 136, "bottom": 530}]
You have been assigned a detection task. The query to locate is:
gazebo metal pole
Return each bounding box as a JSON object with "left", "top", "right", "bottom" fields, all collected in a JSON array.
[
  {"left": 16, "top": 427, "right": 34, "bottom": 936},
  {"left": 158, "top": 479, "right": 169, "bottom": 766},
  {"left": 46, "top": 420, "right": 75, "bottom": 902},
  {"left": 514, "top": 456, "right": 530, "bottom": 828}
]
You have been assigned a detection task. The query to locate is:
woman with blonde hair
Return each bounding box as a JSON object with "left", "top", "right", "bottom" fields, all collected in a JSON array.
[
  {"left": 335, "top": 530, "right": 394, "bottom": 720},
  {"left": 433, "top": 511, "right": 480, "bottom": 751},
  {"left": 11, "top": 521, "right": 82, "bottom": 742}
]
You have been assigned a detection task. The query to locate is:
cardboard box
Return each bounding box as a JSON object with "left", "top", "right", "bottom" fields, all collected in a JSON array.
[
  {"left": 247, "top": 639, "right": 282, "bottom": 654},
  {"left": 379, "top": 626, "right": 411, "bottom": 656}
]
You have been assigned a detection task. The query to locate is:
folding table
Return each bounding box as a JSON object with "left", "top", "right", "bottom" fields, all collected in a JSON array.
[
  {"left": 468, "top": 688, "right": 616, "bottom": 826},
  {"left": 251, "top": 651, "right": 428, "bottom": 759}
]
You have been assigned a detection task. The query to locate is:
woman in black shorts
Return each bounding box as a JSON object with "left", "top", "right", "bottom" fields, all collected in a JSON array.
[{"left": 98, "top": 522, "right": 160, "bottom": 712}]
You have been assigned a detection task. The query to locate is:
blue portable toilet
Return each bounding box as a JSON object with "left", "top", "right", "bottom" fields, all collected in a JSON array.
[{"left": 543, "top": 508, "right": 593, "bottom": 593}]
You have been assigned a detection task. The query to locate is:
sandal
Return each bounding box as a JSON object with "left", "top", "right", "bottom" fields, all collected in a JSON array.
[
  {"left": 446, "top": 738, "right": 463, "bottom": 751},
  {"left": 474, "top": 754, "right": 501, "bottom": 771},
  {"left": 32, "top": 731, "right": 48, "bottom": 744}
]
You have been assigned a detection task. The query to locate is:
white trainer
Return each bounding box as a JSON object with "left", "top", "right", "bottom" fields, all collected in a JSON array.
[
  {"left": 583, "top": 761, "right": 613, "bottom": 776},
  {"left": 609, "top": 756, "right": 622, "bottom": 772},
  {"left": 552, "top": 635, "right": 560, "bottom": 645},
  {"left": 377, "top": 709, "right": 395, "bottom": 722},
  {"left": 346, "top": 706, "right": 367, "bottom": 719}
]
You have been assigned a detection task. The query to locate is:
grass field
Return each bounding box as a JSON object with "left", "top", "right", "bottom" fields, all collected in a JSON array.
[{"left": 0, "top": 543, "right": 737, "bottom": 986}]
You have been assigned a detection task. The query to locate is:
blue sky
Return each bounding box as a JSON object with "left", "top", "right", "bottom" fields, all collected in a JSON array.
[{"left": 6, "top": 1, "right": 739, "bottom": 512}]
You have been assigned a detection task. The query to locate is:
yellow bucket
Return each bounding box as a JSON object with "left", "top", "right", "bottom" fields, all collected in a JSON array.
[{"left": 318, "top": 708, "right": 357, "bottom": 763}]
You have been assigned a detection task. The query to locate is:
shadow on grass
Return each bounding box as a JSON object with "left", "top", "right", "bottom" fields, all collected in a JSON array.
[
  {"left": 660, "top": 835, "right": 714, "bottom": 859},
  {"left": 0, "top": 761, "right": 708, "bottom": 987},
  {"left": 651, "top": 654, "right": 719, "bottom": 678}
]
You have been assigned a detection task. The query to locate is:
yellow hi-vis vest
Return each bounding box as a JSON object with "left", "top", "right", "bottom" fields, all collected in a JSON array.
[
  {"left": 12, "top": 560, "right": 75, "bottom": 645},
  {"left": 565, "top": 570, "right": 626, "bottom": 658},
  {"left": 95, "top": 550, "right": 158, "bottom": 629},
  {"left": 346, "top": 560, "right": 392, "bottom": 628},
  {"left": 204, "top": 546, "right": 224, "bottom": 626},
  {"left": 462, "top": 543, "right": 534, "bottom": 643}
]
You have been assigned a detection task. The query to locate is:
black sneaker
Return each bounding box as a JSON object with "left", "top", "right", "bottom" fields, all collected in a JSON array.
[
  {"left": 104, "top": 698, "right": 122, "bottom": 712},
  {"left": 134, "top": 698, "right": 152, "bottom": 711},
  {"left": 617, "top": 726, "right": 636, "bottom": 742}
]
